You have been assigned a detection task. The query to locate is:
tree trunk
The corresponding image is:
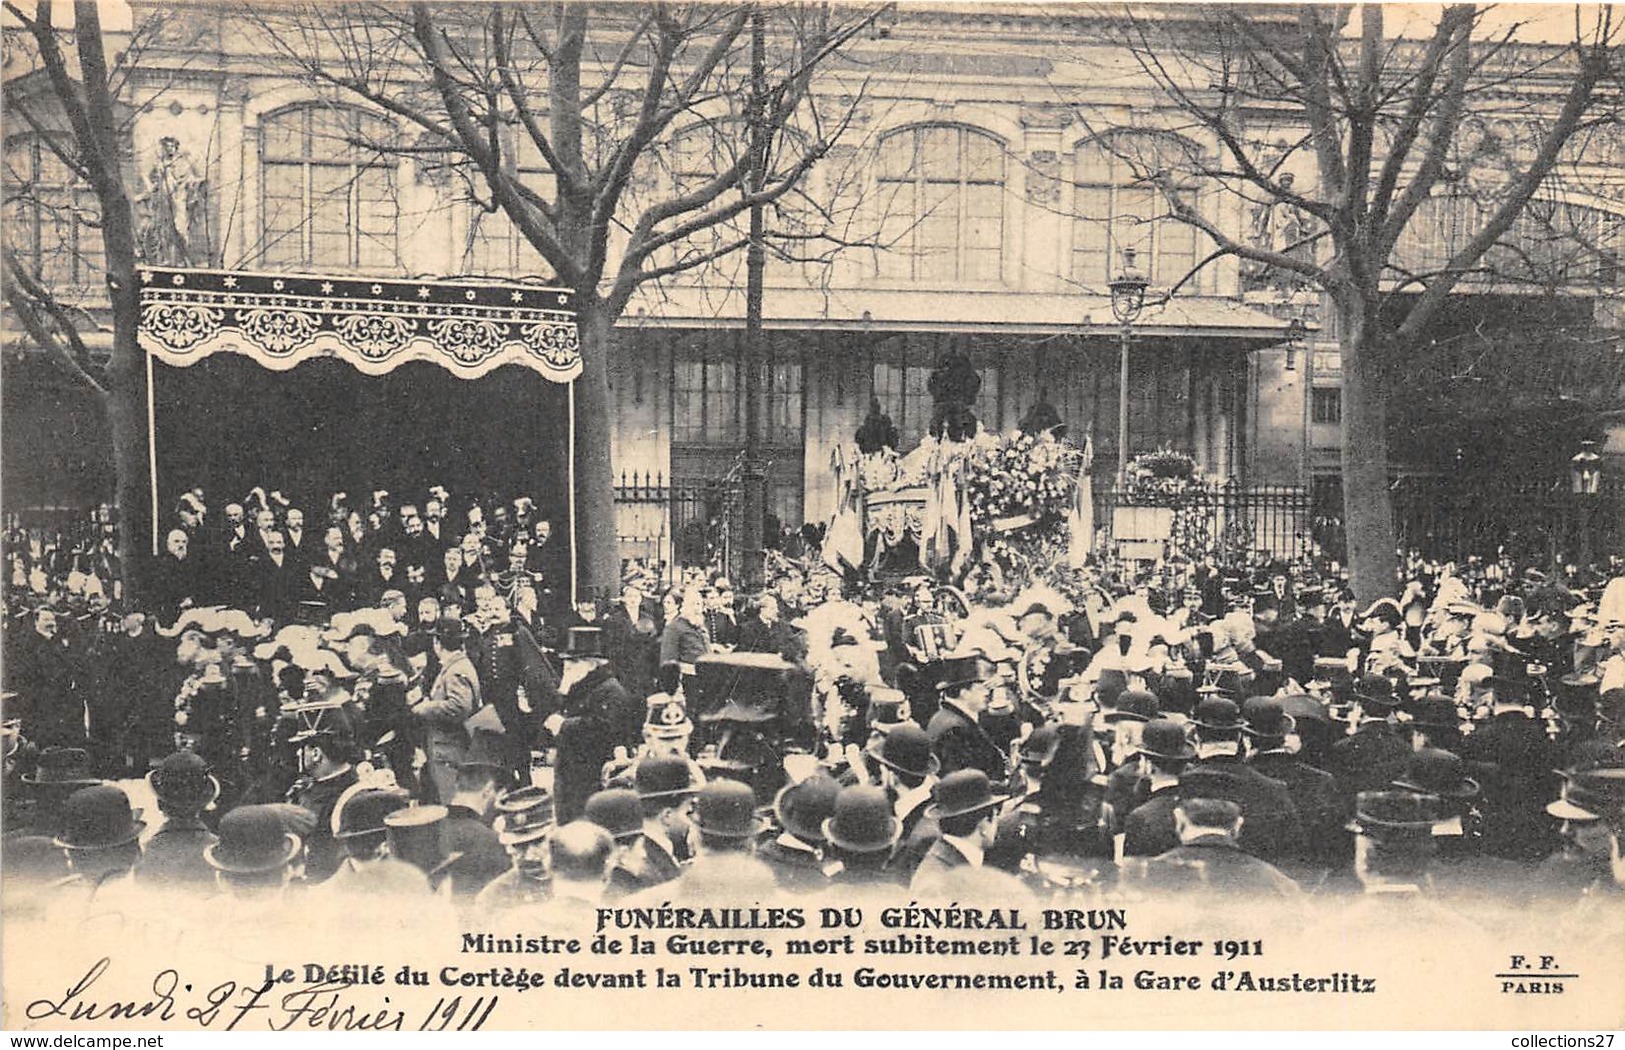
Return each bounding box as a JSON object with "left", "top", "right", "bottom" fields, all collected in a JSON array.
[
  {"left": 573, "top": 301, "right": 619, "bottom": 603},
  {"left": 105, "top": 293, "right": 153, "bottom": 606},
  {"left": 1338, "top": 297, "right": 1398, "bottom": 604}
]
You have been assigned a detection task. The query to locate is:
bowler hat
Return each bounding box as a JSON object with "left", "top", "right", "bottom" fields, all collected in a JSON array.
[
  {"left": 1109, "top": 688, "right": 1160, "bottom": 724},
  {"left": 21, "top": 747, "right": 99, "bottom": 788},
  {"left": 1019, "top": 724, "right": 1062, "bottom": 767},
  {"left": 1405, "top": 696, "right": 1462, "bottom": 734},
  {"left": 1241, "top": 697, "right": 1295, "bottom": 739},
  {"left": 54, "top": 785, "right": 146, "bottom": 850},
  {"left": 205, "top": 805, "right": 302, "bottom": 873},
  {"left": 1353, "top": 675, "right": 1400, "bottom": 708},
  {"left": 147, "top": 751, "right": 221, "bottom": 811},
  {"left": 821, "top": 786, "right": 901, "bottom": 854},
  {"left": 1137, "top": 718, "right": 1196, "bottom": 761},
  {"left": 1347, "top": 790, "right": 1450, "bottom": 844},
  {"left": 866, "top": 722, "right": 939, "bottom": 780},
  {"left": 774, "top": 775, "right": 840, "bottom": 844},
  {"left": 635, "top": 753, "right": 703, "bottom": 800},
  {"left": 1193, "top": 696, "right": 1245, "bottom": 732},
  {"left": 584, "top": 788, "right": 645, "bottom": 842},
  {"left": 925, "top": 769, "right": 1008, "bottom": 821},
  {"left": 694, "top": 780, "right": 765, "bottom": 839},
  {"left": 1392, "top": 748, "right": 1480, "bottom": 800},
  {"left": 333, "top": 787, "right": 411, "bottom": 839},
  {"left": 495, "top": 786, "right": 556, "bottom": 845}
]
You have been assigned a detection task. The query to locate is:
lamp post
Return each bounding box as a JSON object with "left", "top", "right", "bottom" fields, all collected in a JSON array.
[
  {"left": 1107, "top": 248, "right": 1150, "bottom": 481},
  {"left": 1571, "top": 440, "right": 1602, "bottom": 567}
]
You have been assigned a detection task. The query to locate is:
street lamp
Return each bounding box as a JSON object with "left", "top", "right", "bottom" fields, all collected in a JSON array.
[{"left": 1107, "top": 247, "right": 1150, "bottom": 480}]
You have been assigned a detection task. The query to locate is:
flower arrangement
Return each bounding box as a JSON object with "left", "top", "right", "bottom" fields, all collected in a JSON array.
[
  {"left": 1124, "top": 448, "right": 1204, "bottom": 502},
  {"left": 964, "top": 431, "right": 1079, "bottom": 533}
]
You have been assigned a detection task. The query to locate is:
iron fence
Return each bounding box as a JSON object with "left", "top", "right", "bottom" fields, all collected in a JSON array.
[
  {"left": 1388, "top": 473, "right": 1624, "bottom": 565},
  {"left": 1093, "top": 481, "right": 1316, "bottom": 564},
  {"left": 614, "top": 471, "right": 743, "bottom": 584}
]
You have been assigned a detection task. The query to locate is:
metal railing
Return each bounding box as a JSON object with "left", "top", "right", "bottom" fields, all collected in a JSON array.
[
  {"left": 1093, "top": 480, "right": 1316, "bottom": 563},
  {"left": 614, "top": 471, "right": 743, "bottom": 583}
]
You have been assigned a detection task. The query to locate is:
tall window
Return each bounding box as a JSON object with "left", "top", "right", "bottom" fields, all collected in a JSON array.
[
  {"left": 873, "top": 354, "right": 990, "bottom": 446},
  {"left": 765, "top": 362, "right": 802, "bottom": 446},
  {"left": 1072, "top": 134, "right": 1201, "bottom": 289},
  {"left": 261, "top": 106, "right": 398, "bottom": 270},
  {"left": 672, "top": 357, "right": 739, "bottom": 444},
  {"left": 3, "top": 135, "right": 103, "bottom": 289},
  {"left": 464, "top": 134, "right": 554, "bottom": 276},
  {"left": 876, "top": 125, "right": 1004, "bottom": 283}
]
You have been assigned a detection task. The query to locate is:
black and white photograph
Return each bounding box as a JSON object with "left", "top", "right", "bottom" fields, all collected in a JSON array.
[{"left": 2, "top": 0, "right": 1623, "bottom": 1032}]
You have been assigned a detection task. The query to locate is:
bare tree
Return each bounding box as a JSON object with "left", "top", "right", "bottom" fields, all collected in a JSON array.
[
  {"left": 1092, "top": 4, "right": 1621, "bottom": 600},
  {"left": 3, "top": 0, "right": 161, "bottom": 601},
  {"left": 251, "top": 2, "right": 887, "bottom": 597}
]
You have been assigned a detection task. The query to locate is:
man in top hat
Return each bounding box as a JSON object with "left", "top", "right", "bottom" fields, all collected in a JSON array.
[
  {"left": 1242, "top": 697, "right": 1343, "bottom": 869},
  {"left": 910, "top": 769, "right": 1009, "bottom": 894},
  {"left": 867, "top": 721, "right": 941, "bottom": 880},
  {"left": 321, "top": 786, "right": 429, "bottom": 897},
  {"left": 412, "top": 617, "right": 482, "bottom": 805},
  {"left": 670, "top": 779, "right": 776, "bottom": 900},
  {"left": 17, "top": 746, "right": 101, "bottom": 839},
  {"left": 475, "top": 785, "right": 556, "bottom": 912},
  {"left": 52, "top": 784, "right": 146, "bottom": 915},
  {"left": 550, "top": 626, "right": 640, "bottom": 823},
  {"left": 435, "top": 743, "right": 516, "bottom": 903},
  {"left": 617, "top": 753, "right": 702, "bottom": 893},
  {"left": 1178, "top": 697, "right": 1302, "bottom": 862},
  {"left": 1460, "top": 674, "right": 1561, "bottom": 862},
  {"left": 1327, "top": 675, "right": 1413, "bottom": 798},
  {"left": 926, "top": 657, "right": 1009, "bottom": 783},
  {"left": 137, "top": 751, "right": 220, "bottom": 891},
  {"left": 821, "top": 785, "right": 905, "bottom": 889},
  {"left": 584, "top": 787, "right": 650, "bottom": 899},
  {"left": 1145, "top": 797, "right": 1301, "bottom": 900},
  {"left": 758, "top": 774, "right": 840, "bottom": 893},
  {"left": 1122, "top": 719, "right": 1197, "bottom": 858}
]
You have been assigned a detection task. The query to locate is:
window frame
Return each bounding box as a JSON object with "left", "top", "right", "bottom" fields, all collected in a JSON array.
[
  {"left": 259, "top": 105, "right": 400, "bottom": 272},
  {"left": 1070, "top": 132, "right": 1203, "bottom": 291},
  {"left": 874, "top": 123, "right": 1007, "bottom": 286},
  {"left": 3, "top": 134, "right": 104, "bottom": 289}
]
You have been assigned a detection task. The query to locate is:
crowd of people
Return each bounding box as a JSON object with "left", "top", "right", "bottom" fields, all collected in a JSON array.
[{"left": 3, "top": 482, "right": 1625, "bottom": 940}]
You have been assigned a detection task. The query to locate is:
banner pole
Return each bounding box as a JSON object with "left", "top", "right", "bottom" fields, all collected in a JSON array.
[
  {"left": 568, "top": 379, "right": 578, "bottom": 607},
  {"left": 146, "top": 350, "right": 159, "bottom": 557}
]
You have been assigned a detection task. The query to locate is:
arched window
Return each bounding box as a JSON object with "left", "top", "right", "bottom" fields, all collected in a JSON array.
[
  {"left": 261, "top": 106, "right": 398, "bottom": 271},
  {"left": 3, "top": 135, "right": 103, "bottom": 289},
  {"left": 463, "top": 133, "right": 554, "bottom": 277},
  {"left": 1072, "top": 134, "right": 1202, "bottom": 288},
  {"left": 876, "top": 125, "right": 1005, "bottom": 283}
]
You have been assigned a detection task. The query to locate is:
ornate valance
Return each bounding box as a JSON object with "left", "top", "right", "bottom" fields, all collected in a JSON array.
[{"left": 137, "top": 268, "right": 581, "bottom": 382}]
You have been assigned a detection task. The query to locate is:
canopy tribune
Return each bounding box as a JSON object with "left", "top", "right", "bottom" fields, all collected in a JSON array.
[
  {"left": 137, "top": 268, "right": 581, "bottom": 382},
  {"left": 136, "top": 267, "right": 583, "bottom": 595}
]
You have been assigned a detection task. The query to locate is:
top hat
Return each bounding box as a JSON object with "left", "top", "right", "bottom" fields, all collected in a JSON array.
[
  {"left": 1019, "top": 724, "right": 1063, "bottom": 767},
  {"left": 1392, "top": 748, "right": 1480, "bottom": 800},
  {"left": 867, "top": 687, "right": 911, "bottom": 730},
  {"left": 774, "top": 775, "right": 840, "bottom": 844},
  {"left": 1241, "top": 696, "right": 1296, "bottom": 739},
  {"left": 635, "top": 753, "right": 703, "bottom": 800},
  {"left": 821, "top": 785, "right": 901, "bottom": 854},
  {"left": 644, "top": 693, "right": 694, "bottom": 739},
  {"left": 934, "top": 654, "right": 985, "bottom": 692},
  {"left": 584, "top": 788, "right": 645, "bottom": 842},
  {"left": 925, "top": 769, "right": 1008, "bottom": 821},
  {"left": 494, "top": 786, "right": 556, "bottom": 845},
  {"left": 1347, "top": 790, "right": 1451, "bottom": 844},
  {"left": 205, "top": 805, "right": 302, "bottom": 873},
  {"left": 21, "top": 747, "right": 99, "bottom": 788},
  {"left": 866, "top": 722, "right": 939, "bottom": 780},
  {"left": 54, "top": 785, "right": 146, "bottom": 850},
  {"left": 1547, "top": 768, "right": 1625, "bottom": 823},
  {"left": 693, "top": 780, "right": 765, "bottom": 839},
  {"left": 563, "top": 626, "right": 605, "bottom": 658},
  {"left": 333, "top": 787, "right": 412, "bottom": 839},
  {"left": 1192, "top": 696, "right": 1245, "bottom": 733},
  {"left": 1405, "top": 696, "right": 1462, "bottom": 734},
  {"left": 1353, "top": 675, "right": 1400, "bottom": 708},
  {"left": 147, "top": 751, "right": 221, "bottom": 811},
  {"left": 1137, "top": 718, "right": 1196, "bottom": 761}
]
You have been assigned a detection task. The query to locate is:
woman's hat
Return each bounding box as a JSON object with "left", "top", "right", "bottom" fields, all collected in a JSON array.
[
  {"left": 773, "top": 775, "right": 840, "bottom": 845},
  {"left": 205, "top": 805, "right": 302, "bottom": 873},
  {"left": 821, "top": 786, "right": 901, "bottom": 854},
  {"left": 1392, "top": 748, "right": 1480, "bottom": 800},
  {"left": 925, "top": 769, "right": 1008, "bottom": 821},
  {"left": 54, "top": 785, "right": 146, "bottom": 850}
]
